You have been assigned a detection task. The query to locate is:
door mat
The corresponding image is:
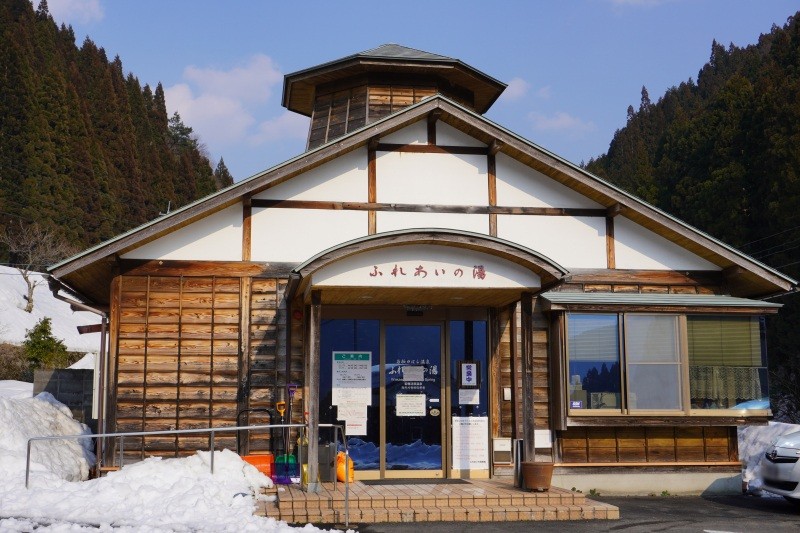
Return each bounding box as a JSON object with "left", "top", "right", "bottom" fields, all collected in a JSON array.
[{"left": 361, "top": 478, "right": 469, "bottom": 485}]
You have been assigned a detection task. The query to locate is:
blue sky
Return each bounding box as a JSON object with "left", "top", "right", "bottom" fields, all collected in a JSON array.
[{"left": 46, "top": 0, "right": 800, "bottom": 182}]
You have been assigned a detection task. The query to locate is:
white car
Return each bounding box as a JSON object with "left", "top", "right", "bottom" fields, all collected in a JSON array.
[{"left": 760, "top": 430, "right": 800, "bottom": 504}]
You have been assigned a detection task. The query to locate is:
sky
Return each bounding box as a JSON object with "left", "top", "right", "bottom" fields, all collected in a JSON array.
[{"left": 42, "top": 0, "right": 800, "bottom": 182}]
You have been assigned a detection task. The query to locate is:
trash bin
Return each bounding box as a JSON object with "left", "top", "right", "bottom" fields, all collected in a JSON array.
[{"left": 299, "top": 443, "right": 337, "bottom": 483}]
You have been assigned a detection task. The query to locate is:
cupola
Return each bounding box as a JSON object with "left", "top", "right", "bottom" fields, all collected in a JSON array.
[{"left": 282, "top": 44, "right": 506, "bottom": 149}]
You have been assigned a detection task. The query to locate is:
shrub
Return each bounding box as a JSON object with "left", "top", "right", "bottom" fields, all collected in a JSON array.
[{"left": 24, "top": 318, "right": 69, "bottom": 371}]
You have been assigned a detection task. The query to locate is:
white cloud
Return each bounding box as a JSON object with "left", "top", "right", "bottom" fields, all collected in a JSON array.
[
  {"left": 251, "top": 112, "right": 310, "bottom": 145},
  {"left": 529, "top": 111, "right": 596, "bottom": 136},
  {"left": 536, "top": 85, "right": 553, "bottom": 99},
  {"left": 183, "top": 55, "right": 282, "bottom": 105},
  {"left": 164, "top": 54, "right": 299, "bottom": 152},
  {"left": 500, "top": 77, "right": 530, "bottom": 102},
  {"left": 45, "top": 0, "right": 104, "bottom": 24},
  {"left": 164, "top": 84, "right": 255, "bottom": 147}
]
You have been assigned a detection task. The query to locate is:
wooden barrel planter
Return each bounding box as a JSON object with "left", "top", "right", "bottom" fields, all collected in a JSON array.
[{"left": 520, "top": 461, "right": 554, "bottom": 492}]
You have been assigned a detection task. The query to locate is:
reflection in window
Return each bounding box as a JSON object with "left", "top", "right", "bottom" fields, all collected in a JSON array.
[
  {"left": 567, "top": 314, "right": 621, "bottom": 411},
  {"left": 687, "top": 316, "right": 768, "bottom": 409}
]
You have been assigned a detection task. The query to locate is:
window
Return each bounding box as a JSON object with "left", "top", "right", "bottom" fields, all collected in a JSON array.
[
  {"left": 687, "top": 316, "right": 767, "bottom": 409},
  {"left": 566, "top": 313, "right": 768, "bottom": 414}
]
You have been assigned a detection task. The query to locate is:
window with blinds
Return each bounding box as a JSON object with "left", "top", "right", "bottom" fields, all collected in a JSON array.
[
  {"left": 687, "top": 316, "right": 766, "bottom": 409},
  {"left": 565, "top": 313, "right": 769, "bottom": 415}
]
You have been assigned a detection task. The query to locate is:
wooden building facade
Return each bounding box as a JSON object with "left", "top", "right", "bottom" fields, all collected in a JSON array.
[{"left": 50, "top": 45, "right": 795, "bottom": 493}]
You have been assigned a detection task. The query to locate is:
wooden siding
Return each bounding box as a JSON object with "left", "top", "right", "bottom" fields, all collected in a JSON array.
[
  {"left": 115, "top": 275, "right": 242, "bottom": 459},
  {"left": 111, "top": 274, "right": 301, "bottom": 460},
  {"left": 558, "top": 426, "right": 738, "bottom": 464}
]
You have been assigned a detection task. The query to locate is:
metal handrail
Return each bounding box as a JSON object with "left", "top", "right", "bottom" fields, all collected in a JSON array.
[{"left": 25, "top": 422, "right": 351, "bottom": 528}]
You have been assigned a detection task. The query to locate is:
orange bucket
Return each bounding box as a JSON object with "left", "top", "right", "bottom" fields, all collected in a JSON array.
[{"left": 242, "top": 453, "right": 274, "bottom": 478}]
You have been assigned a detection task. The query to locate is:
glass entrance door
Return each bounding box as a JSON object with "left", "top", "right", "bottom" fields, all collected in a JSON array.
[{"left": 383, "top": 324, "right": 444, "bottom": 476}]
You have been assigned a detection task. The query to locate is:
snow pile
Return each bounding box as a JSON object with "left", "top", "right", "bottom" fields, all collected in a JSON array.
[
  {"left": 0, "top": 392, "right": 94, "bottom": 481},
  {"left": 739, "top": 421, "right": 800, "bottom": 489},
  {"left": 0, "top": 380, "right": 33, "bottom": 399},
  {"left": 0, "top": 265, "right": 100, "bottom": 352},
  {"left": 68, "top": 352, "right": 95, "bottom": 369},
  {"left": 0, "top": 391, "right": 331, "bottom": 532}
]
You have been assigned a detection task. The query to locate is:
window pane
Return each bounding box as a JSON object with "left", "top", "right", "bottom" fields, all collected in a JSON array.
[
  {"left": 688, "top": 316, "right": 768, "bottom": 409},
  {"left": 627, "top": 364, "right": 683, "bottom": 410},
  {"left": 625, "top": 315, "right": 682, "bottom": 411},
  {"left": 625, "top": 315, "right": 680, "bottom": 363},
  {"left": 567, "top": 314, "right": 621, "bottom": 411}
]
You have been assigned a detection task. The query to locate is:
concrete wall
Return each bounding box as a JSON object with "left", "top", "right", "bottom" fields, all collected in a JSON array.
[{"left": 34, "top": 369, "right": 95, "bottom": 430}]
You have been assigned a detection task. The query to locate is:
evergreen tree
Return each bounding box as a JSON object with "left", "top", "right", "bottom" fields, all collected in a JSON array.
[{"left": 214, "top": 158, "right": 234, "bottom": 188}]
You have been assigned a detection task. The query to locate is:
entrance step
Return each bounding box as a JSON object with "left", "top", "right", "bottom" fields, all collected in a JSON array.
[{"left": 257, "top": 479, "right": 619, "bottom": 524}]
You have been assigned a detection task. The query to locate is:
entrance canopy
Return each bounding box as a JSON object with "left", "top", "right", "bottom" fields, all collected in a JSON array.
[{"left": 290, "top": 229, "right": 568, "bottom": 306}]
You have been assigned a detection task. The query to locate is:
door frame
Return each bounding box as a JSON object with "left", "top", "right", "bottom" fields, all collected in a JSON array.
[{"left": 321, "top": 306, "right": 489, "bottom": 479}]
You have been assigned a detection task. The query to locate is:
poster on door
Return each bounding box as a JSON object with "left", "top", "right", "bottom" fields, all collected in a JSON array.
[
  {"left": 332, "top": 352, "right": 372, "bottom": 406},
  {"left": 451, "top": 416, "right": 489, "bottom": 469}
]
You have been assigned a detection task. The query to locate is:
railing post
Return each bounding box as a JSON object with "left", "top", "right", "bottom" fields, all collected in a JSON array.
[
  {"left": 119, "top": 436, "right": 124, "bottom": 468},
  {"left": 25, "top": 440, "right": 32, "bottom": 489},
  {"left": 210, "top": 431, "right": 215, "bottom": 475}
]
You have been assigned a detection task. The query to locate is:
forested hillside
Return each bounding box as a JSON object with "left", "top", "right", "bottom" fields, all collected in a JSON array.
[
  {"left": 0, "top": 0, "right": 233, "bottom": 251},
  {"left": 587, "top": 12, "right": 800, "bottom": 419}
]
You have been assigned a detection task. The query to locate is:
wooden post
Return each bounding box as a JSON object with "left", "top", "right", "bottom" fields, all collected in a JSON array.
[
  {"left": 305, "top": 290, "right": 322, "bottom": 492},
  {"left": 520, "top": 292, "right": 535, "bottom": 461}
]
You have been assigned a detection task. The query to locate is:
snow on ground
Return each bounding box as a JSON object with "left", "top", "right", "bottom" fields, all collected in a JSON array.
[
  {"left": 0, "top": 265, "right": 100, "bottom": 353},
  {"left": 0, "top": 380, "right": 33, "bottom": 398},
  {"left": 0, "top": 392, "right": 336, "bottom": 532}
]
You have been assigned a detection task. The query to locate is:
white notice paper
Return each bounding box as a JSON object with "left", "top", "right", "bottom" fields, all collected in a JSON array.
[
  {"left": 458, "top": 389, "right": 480, "bottom": 405},
  {"left": 332, "top": 352, "right": 372, "bottom": 406},
  {"left": 395, "top": 394, "right": 426, "bottom": 416},
  {"left": 452, "top": 416, "right": 489, "bottom": 470},
  {"left": 402, "top": 365, "right": 425, "bottom": 382}
]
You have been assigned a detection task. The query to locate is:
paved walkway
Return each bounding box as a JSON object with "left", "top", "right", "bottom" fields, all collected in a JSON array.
[{"left": 258, "top": 478, "right": 618, "bottom": 525}]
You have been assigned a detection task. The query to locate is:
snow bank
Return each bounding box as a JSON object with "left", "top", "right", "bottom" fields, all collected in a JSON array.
[
  {"left": 0, "top": 392, "right": 94, "bottom": 482},
  {"left": 0, "top": 265, "right": 100, "bottom": 352},
  {"left": 739, "top": 421, "right": 800, "bottom": 489},
  {"left": 0, "top": 392, "right": 333, "bottom": 532},
  {"left": 0, "top": 380, "right": 33, "bottom": 398}
]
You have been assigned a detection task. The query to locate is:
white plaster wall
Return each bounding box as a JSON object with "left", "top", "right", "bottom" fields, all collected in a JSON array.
[
  {"left": 497, "top": 215, "right": 607, "bottom": 269},
  {"left": 250, "top": 208, "right": 368, "bottom": 263},
  {"left": 436, "top": 122, "right": 487, "bottom": 147},
  {"left": 252, "top": 148, "right": 367, "bottom": 202},
  {"left": 313, "top": 244, "right": 540, "bottom": 288},
  {"left": 614, "top": 216, "right": 720, "bottom": 270},
  {"left": 495, "top": 154, "right": 603, "bottom": 208},
  {"left": 376, "top": 212, "right": 489, "bottom": 235},
  {"left": 121, "top": 204, "right": 243, "bottom": 261},
  {"left": 376, "top": 152, "right": 488, "bottom": 205},
  {"left": 380, "top": 121, "right": 428, "bottom": 145}
]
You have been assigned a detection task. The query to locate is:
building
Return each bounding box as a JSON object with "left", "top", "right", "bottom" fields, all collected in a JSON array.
[{"left": 49, "top": 44, "right": 795, "bottom": 494}]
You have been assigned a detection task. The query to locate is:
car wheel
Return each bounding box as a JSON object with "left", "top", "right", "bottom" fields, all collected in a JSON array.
[{"left": 783, "top": 496, "right": 800, "bottom": 506}]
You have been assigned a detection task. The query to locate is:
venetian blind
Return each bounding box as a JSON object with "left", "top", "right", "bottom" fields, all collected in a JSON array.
[
  {"left": 687, "top": 316, "right": 761, "bottom": 367},
  {"left": 567, "top": 314, "right": 619, "bottom": 362}
]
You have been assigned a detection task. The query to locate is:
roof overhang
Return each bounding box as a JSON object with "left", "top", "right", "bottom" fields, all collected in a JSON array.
[
  {"left": 289, "top": 229, "right": 568, "bottom": 307},
  {"left": 541, "top": 291, "right": 783, "bottom": 314}
]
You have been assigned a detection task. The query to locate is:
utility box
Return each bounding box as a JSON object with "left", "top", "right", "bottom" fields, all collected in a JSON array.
[{"left": 299, "top": 443, "right": 337, "bottom": 483}]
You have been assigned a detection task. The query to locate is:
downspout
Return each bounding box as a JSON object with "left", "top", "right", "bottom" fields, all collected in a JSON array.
[{"left": 48, "top": 277, "right": 109, "bottom": 473}]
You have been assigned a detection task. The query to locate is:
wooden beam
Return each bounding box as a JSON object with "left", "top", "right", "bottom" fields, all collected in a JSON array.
[
  {"left": 118, "top": 259, "right": 295, "bottom": 278},
  {"left": 305, "top": 290, "right": 322, "bottom": 493},
  {"left": 488, "top": 152, "right": 497, "bottom": 237},
  {"left": 549, "top": 314, "right": 567, "bottom": 433},
  {"left": 427, "top": 110, "right": 441, "bottom": 144},
  {"left": 565, "top": 268, "right": 723, "bottom": 286},
  {"left": 605, "top": 216, "right": 616, "bottom": 269},
  {"left": 606, "top": 203, "right": 623, "bottom": 218},
  {"left": 489, "top": 139, "right": 503, "bottom": 156},
  {"left": 521, "top": 292, "right": 535, "bottom": 461},
  {"left": 251, "top": 198, "right": 607, "bottom": 217},
  {"left": 368, "top": 138, "right": 377, "bottom": 235},
  {"left": 242, "top": 198, "right": 252, "bottom": 262},
  {"left": 376, "top": 143, "right": 488, "bottom": 155},
  {"left": 238, "top": 277, "right": 252, "bottom": 455},
  {"left": 77, "top": 324, "right": 103, "bottom": 334}
]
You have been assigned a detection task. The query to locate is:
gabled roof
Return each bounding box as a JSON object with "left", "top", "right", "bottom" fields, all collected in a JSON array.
[
  {"left": 49, "top": 94, "right": 797, "bottom": 304},
  {"left": 282, "top": 43, "right": 506, "bottom": 116}
]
